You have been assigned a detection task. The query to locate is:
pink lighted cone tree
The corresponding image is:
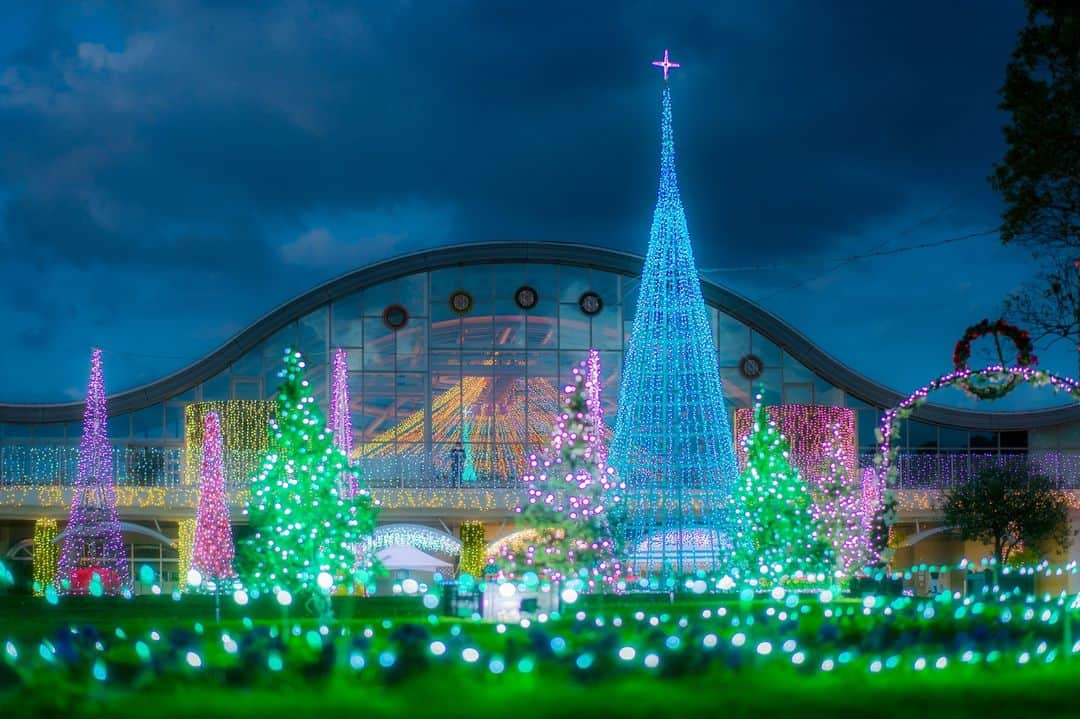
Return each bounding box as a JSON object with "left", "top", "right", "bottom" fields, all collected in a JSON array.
[
  {"left": 58, "top": 349, "right": 129, "bottom": 594},
  {"left": 191, "top": 411, "right": 236, "bottom": 584},
  {"left": 329, "top": 348, "right": 358, "bottom": 497}
]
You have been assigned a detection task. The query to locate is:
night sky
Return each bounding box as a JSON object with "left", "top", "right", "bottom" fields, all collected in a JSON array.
[{"left": 0, "top": 2, "right": 1067, "bottom": 410}]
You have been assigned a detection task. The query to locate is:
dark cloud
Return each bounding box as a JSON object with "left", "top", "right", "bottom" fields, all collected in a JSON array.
[{"left": 0, "top": 1, "right": 1039, "bottom": 401}]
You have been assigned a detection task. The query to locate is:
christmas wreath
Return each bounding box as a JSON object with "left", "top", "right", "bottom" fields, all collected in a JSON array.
[{"left": 952, "top": 318, "right": 1037, "bottom": 400}]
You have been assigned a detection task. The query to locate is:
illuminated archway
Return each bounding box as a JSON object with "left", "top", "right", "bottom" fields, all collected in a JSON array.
[
  {"left": 370, "top": 524, "right": 462, "bottom": 556},
  {"left": 873, "top": 365, "right": 1080, "bottom": 555}
]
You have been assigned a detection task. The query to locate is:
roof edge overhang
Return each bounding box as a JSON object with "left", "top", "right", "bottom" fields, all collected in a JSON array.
[{"left": 2, "top": 241, "right": 1076, "bottom": 432}]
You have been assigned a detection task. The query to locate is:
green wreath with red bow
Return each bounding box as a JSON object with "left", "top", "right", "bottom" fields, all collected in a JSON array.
[{"left": 952, "top": 318, "right": 1037, "bottom": 400}]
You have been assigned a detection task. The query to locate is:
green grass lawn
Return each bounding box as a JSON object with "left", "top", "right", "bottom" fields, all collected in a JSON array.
[{"left": 2, "top": 591, "right": 1077, "bottom": 718}]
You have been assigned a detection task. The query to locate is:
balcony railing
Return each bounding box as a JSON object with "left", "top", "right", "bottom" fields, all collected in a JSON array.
[{"left": 1, "top": 444, "right": 1078, "bottom": 491}]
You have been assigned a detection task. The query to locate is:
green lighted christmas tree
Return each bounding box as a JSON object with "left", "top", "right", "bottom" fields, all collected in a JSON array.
[
  {"left": 241, "top": 348, "right": 379, "bottom": 609},
  {"left": 732, "top": 390, "right": 830, "bottom": 585}
]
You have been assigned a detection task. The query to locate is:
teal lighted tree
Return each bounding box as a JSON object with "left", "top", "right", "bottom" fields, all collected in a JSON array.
[
  {"left": 610, "top": 53, "right": 739, "bottom": 583},
  {"left": 241, "top": 348, "right": 379, "bottom": 613},
  {"left": 732, "top": 391, "right": 831, "bottom": 585}
]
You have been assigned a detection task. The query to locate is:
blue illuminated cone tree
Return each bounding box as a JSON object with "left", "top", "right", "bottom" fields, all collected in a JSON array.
[
  {"left": 732, "top": 391, "right": 831, "bottom": 584},
  {"left": 241, "top": 348, "right": 379, "bottom": 613},
  {"left": 610, "top": 66, "right": 740, "bottom": 583}
]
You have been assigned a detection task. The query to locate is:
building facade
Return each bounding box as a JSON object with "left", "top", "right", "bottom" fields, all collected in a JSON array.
[{"left": 2, "top": 242, "right": 1078, "bottom": 588}]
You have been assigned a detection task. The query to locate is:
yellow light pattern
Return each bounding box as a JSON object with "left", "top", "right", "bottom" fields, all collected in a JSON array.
[
  {"left": 177, "top": 518, "right": 196, "bottom": 591},
  {"left": 485, "top": 528, "right": 543, "bottom": 561},
  {"left": 460, "top": 521, "right": 486, "bottom": 577},
  {"left": 356, "top": 375, "right": 564, "bottom": 482},
  {"left": 184, "top": 401, "right": 274, "bottom": 485},
  {"left": 32, "top": 517, "right": 59, "bottom": 595}
]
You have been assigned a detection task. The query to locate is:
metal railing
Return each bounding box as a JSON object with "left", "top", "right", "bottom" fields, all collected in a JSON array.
[{"left": 1, "top": 444, "right": 1078, "bottom": 491}]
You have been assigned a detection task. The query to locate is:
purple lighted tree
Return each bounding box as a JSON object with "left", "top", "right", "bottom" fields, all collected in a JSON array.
[
  {"left": 191, "top": 411, "right": 236, "bottom": 585},
  {"left": 329, "top": 347, "right": 358, "bottom": 496},
  {"left": 58, "top": 349, "right": 129, "bottom": 594},
  {"left": 498, "top": 349, "right": 624, "bottom": 589}
]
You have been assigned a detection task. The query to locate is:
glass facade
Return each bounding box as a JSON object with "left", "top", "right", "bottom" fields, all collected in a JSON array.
[{"left": 0, "top": 259, "right": 1034, "bottom": 488}]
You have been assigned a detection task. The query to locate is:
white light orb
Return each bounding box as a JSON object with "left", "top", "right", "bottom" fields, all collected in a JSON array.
[
  {"left": 187, "top": 569, "right": 203, "bottom": 587},
  {"left": 498, "top": 582, "right": 517, "bottom": 598},
  {"left": 401, "top": 578, "right": 420, "bottom": 595},
  {"left": 316, "top": 572, "right": 334, "bottom": 591}
]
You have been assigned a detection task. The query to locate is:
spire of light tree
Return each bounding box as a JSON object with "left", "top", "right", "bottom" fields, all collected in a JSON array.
[
  {"left": 191, "top": 411, "right": 236, "bottom": 584},
  {"left": 500, "top": 350, "right": 624, "bottom": 588},
  {"left": 732, "top": 391, "right": 831, "bottom": 585},
  {"left": 58, "top": 349, "right": 129, "bottom": 594},
  {"left": 329, "top": 348, "right": 358, "bottom": 496},
  {"left": 609, "top": 54, "right": 740, "bottom": 582},
  {"left": 240, "top": 348, "right": 380, "bottom": 602}
]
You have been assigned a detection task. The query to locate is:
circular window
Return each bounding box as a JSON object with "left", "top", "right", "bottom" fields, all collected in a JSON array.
[
  {"left": 578, "top": 291, "right": 603, "bottom": 316},
  {"left": 449, "top": 290, "right": 474, "bottom": 315},
  {"left": 382, "top": 304, "right": 409, "bottom": 331},
  {"left": 514, "top": 285, "right": 539, "bottom": 311},
  {"left": 738, "top": 354, "right": 764, "bottom": 380}
]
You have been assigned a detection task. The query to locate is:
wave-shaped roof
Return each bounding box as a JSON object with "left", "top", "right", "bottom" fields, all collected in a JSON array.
[{"left": 2, "top": 241, "right": 1075, "bottom": 431}]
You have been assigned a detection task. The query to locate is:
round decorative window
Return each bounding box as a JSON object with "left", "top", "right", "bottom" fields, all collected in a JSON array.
[
  {"left": 382, "top": 304, "right": 409, "bottom": 331},
  {"left": 514, "top": 285, "right": 539, "bottom": 311},
  {"left": 738, "top": 354, "right": 764, "bottom": 380},
  {"left": 449, "top": 290, "right": 474, "bottom": 315},
  {"left": 578, "top": 291, "right": 603, "bottom": 316}
]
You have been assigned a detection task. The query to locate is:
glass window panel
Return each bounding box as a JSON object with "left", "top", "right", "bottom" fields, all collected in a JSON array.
[
  {"left": 526, "top": 312, "right": 557, "bottom": 349},
  {"left": 430, "top": 351, "right": 463, "bottom": 443},
  {"left": 493, "top": 300, "right": 526, "bottom": 349},
  {"left": 844, "top": 393, "right": 871, "bottom": 409},
  {"left": 33, "top": 423, "right": 65, "bottom": 440},
  {"left": 363, "top": 318, "right": 396, "bottom": 371},
  {"left": 938, "top": 427, "right": 968, "bottom": 449},
  {"left": 907, "top": 421, "right": 939, "bottom": 451},
  {"left": 814, "top": 377, "right": 844, "bottom": 407},
  {"left": 857, "top": 409, "right": 882, "bottom": 450},
  {"left": 331, "top": 291, "right": 364, "bottom": 348},
  {"left": 461, "top": 351, "right": 494, "bottom": 444},
  {"left": 363, "top": 281, "right": 396, "bottom": 317},
  {"left": 1001, "top": 430, "right": 1027, "bottom": 449},
  {"left": 461, "top": 265, "right": 495, "bottom": 304},
  {"left": 361, "top": 373, "right": 396, "bottom": 443},
  {"left": 750, "top": 331, "right": 782, "bottom": 366},
  {"left": 559, "top": 265, "right": 589, "bottom": 303},
  {"left": 261, "top": 324, "right": 298, "bottom": 362},
  {"left": 758, "top": 369, "right": 782, "bottom": 406},
  {"left": 132, "top": 405, "right": 163, "bottom": 440},
  {"left": 65, "top": 421, "right": 82, "bottom": 440},
  {"left": 558, "top": 304, "right": 590, "bottom": 350},
  {"left": 394, "top": 373, "right": 428, "bottom": 443},
  {"left": 199, "top": 372, "right": 231, "bottom": 401},
  {"left": 715, "top": 312, "right": 750, "bottom": 365},
  {"left": 524, "top": 264, "right": 557, "bottom": 304},
  {"left": 429, "top": 267, "right": 460, "bottom": 302},
  {"left": 108, "top": 415, "right": 131, "bottom": 439},
  {"left": 969, "top": 431, "right": 997, "bottom": 449},
  {"left": 719, "top": 367, "right": 751, "bottom": 409},
  {"left": 233, "top": 380, "right": 261, "bottom": 401},
  {"left": 591, "top": 303, "right": 622, "bottom": 350},
  {"left": 621, "top": 278, "right": 639, "bottom": 318},
  {"left": 397, "top": 272, "right": 428, "bottom": 319},
  {"left": 597, "top": 350, "right": 622, "bottom": 428},
  {"left": 782, "top": 352, "right": 815, "bottom": 384},
  {"left": 396, "top": 323, "right": 428, "bottom": 370},
  {"left": 460, "top": 314, "right": 494, "bottom": 348},
  {"left": 165, "top": 405, "right": 184, "bottom": 440},
  {"left": 782, "top": 383, "right": 813, "bottom": 405},
  {"left": 230, "top": 349, "right": 261, "bottom": 378},
  {"left": 588, "top": 269, "right": 620, "bottom": 307},
  {"left": 299, "top": 306, "right": 329, "bottom": 360}
]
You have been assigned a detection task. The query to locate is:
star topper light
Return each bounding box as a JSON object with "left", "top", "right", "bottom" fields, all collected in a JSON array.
[{"left": 652, "top": 49, "right": 680, "bottom": 81}]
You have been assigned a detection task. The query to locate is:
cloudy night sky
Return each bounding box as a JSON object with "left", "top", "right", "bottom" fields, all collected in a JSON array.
[{"left": 0, "top": 1, "right": 1067, "bottom": 409}]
